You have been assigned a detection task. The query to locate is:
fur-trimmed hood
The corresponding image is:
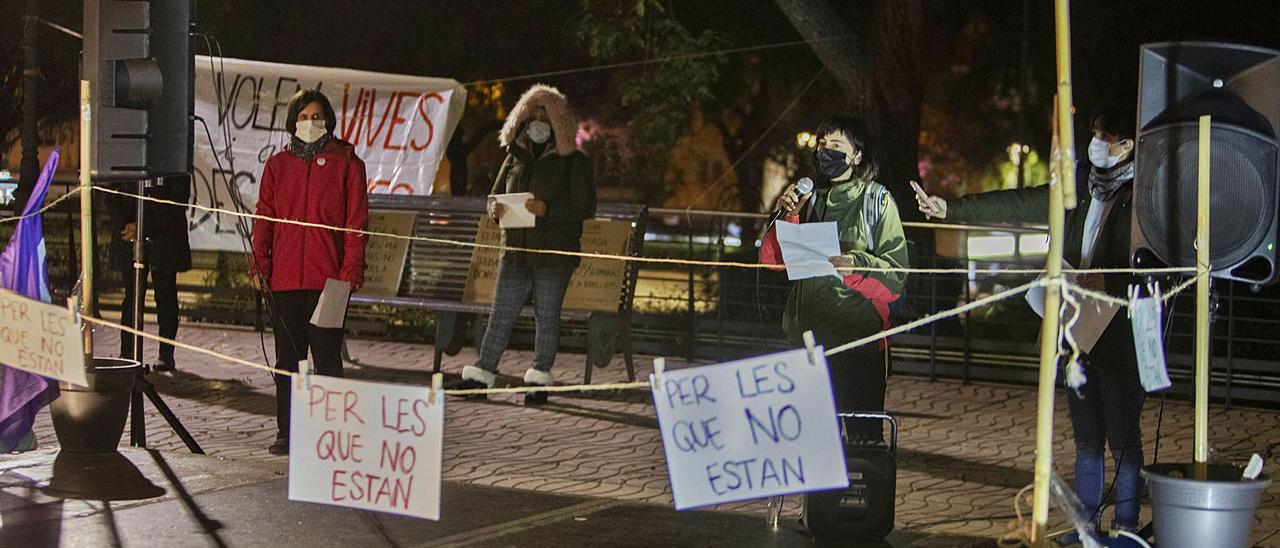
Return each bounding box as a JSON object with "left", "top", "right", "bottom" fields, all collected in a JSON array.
[{"left": 499, "top": 84, "right": 578, "bottom": 156}]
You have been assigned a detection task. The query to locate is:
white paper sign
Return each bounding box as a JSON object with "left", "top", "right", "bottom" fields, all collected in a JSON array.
[
  {"left": 309, "top": 278, "right": 352, "bottom": 329},
  {"left": 774, "top": 221, "right": 842, "bottom": 281},
  {"left": 190, "top": 56, "right": 466, "bottom": 251},
  {"left": 651, "top": 348, "right": 848, "bottom": 510},
  {"left": 1026, "top": 261, "right": 1120, "bottom": 354},
  {"left": 492, "top": 192, "right": 537, "bottom": 229},
  {"left": 0, "top": 288, "right": 86, "bottom": 387},
  {"left": 288, "top": 376, "right": 444, "bottom": 520},
  {"left": 1130, "top": 296, "right": 1172, "bottom": 392}
]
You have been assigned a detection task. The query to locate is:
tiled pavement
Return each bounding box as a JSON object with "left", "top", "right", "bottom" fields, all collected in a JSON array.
[{"left": 27, "top": 323, "right": 1280, "bottom": 545}]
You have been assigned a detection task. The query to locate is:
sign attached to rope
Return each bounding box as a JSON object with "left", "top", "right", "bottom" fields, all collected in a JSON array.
[
  {"left": 0, "top": 288, "right": 86, "bottom": 387},
  {"left": 651, "top": 348, "right": 847, "bottom": 510},
  {"left": 288, "top": 375, "right": 444, "bottom": 520}
]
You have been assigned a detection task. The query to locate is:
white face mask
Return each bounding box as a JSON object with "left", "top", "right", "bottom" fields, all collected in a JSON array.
[
  {"left": 526, "top": 120, "right": 552, "bottom": 144},
  {"left": 295, "top": 119, "right": 328, "bottom": 144},
  {"left": 1088, "top": 136, "right": 1120, "bottom": 168}
]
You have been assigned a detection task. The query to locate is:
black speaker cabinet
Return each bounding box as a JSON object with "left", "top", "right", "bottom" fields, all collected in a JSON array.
[
  {"left": 804, "top": 413, "right": 897, "bottom": 542},
  {"left": 1132, "top": 42, "right": 1280, "bottom": 285}
]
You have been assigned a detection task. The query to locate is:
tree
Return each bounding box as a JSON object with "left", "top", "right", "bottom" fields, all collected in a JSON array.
[
  {"left": 573, "top": 0, "right": 728, "bottom": 205},
  {"left": 774, "top": 0, "right": 923, "bottom": 217},
  {"left": 446, "top": 83, "right": 506, "bottom": 196}
]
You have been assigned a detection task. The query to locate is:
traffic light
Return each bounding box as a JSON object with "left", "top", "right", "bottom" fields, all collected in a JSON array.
[{"left": 82, "top": 0, "right": 193, "bottom": 180}]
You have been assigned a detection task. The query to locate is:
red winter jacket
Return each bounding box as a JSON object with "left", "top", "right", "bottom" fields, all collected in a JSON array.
[{"left": 252, "top": 138, "right": 369, "bottom": 292}]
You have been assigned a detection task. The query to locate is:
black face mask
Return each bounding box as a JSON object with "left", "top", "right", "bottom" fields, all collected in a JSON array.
[{"left": 816, "top": 148, "right": 851, "bottom": 180}]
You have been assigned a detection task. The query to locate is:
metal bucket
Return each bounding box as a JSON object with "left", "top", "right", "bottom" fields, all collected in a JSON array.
[
  {"left": 1141, "top": 463, "right": 1272, "bottom": 548},
  {"left": 50, "top": 357, "right": 141, "bottom": 453}
]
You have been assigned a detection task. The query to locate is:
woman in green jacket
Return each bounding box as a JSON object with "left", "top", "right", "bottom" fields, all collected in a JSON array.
[{"left": 760, "top": 115, "right": 909, "bottom": 443}]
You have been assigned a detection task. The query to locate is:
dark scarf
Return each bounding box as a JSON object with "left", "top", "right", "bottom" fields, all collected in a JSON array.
[
  {"left": 1088, "top": 157, "right": 1134, "bottom": 202},
  {"left": 287, "top": 133, "right": 333, "bottom": 163}
]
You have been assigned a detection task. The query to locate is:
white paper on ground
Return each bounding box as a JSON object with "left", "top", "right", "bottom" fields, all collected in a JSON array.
[
  {"left": 1025, "top": 261, "right": 1120, "bottom": 354},
  {"left": 492, "top": 192, "right": 537, "bottom": 229},
  {"left": 774, "top": 221, "right": 842, "bottom": 281},
  {"left": 310, "top": 278, "right": 352, "bottom": 329}
]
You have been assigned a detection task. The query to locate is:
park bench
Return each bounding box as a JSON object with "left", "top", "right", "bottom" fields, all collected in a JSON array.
[{"left": 348, "top": 194, "right": 646, "bottom": 384}]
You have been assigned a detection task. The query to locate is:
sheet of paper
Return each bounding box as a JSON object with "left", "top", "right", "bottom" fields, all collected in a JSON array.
[
  {"left": 289, "top": 375, "right": 444, "bottom": 520},
  {"left": 310, "top": 278, "right": 352, "bottom": 329},
  {"left": 1025, "top": 261, "right": 1120, "bottom": 354},
  {"left": 774, "top": 221, "right": 841, "bottom": 281},
  {"left": 651, "top": 347, "right": 848, "bottom": 510},
  {"left": 1130, "top": 296, "right": 1172, "bottom": 392},
  {"left": 492, "top": 192, "right": 536, "bottom": 229}
]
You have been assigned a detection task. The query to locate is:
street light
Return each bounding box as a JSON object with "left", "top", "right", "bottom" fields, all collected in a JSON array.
[{"left": 796, "top": 132, "right": 816, "bottom": 149}]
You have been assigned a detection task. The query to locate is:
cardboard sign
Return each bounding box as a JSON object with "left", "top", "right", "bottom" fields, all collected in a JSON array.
[
  {"left": 651, "top": 348, "right": 848, "bottom": 510},
  {"left": 463, "top": 217, "right": 631, "bottom": 312},
  {"left": 0, "top": 288, "right": 86, "bottom": 387},
  {"left": 361, "top": 211, "right": 417, "bottom": 296},
  {"left": 1130, "top": 296, "right": 1172, "bottom": 392},
  {"left": 288, "top": 376, "right": 444, "bottom": 520}
]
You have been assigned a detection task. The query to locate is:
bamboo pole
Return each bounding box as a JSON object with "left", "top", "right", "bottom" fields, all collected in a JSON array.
[
  {"left": 1029, "top": 121, "right": 1068, "bottom": 546},
  {"left": 79, "top": 80, "right": 94, "bottom": 361},
  {"left": 1194, "top": 115, "right": 1211, "bottom": 466},
  {"left": 1053, "top": 0, "right": 1078, "bottom": 211}
]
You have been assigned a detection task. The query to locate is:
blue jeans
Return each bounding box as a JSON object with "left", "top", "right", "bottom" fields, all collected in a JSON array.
[
  {"left": 477, "top": 257, "right": 575, "bottom": 373},
  {"left": 1067, "top": 358, "right": 1146, "bottom": 529}
]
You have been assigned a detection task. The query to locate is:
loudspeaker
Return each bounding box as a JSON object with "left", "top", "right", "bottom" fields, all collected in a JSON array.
[
  {"left": 82, "top": 0, "right": 193, "bottom": 181},
  {"left": 1131, "top": 42, "right": 1280, "bottom": 285},
  {"left": 804, "top": 413, "right": 897, "bottom": 542}
]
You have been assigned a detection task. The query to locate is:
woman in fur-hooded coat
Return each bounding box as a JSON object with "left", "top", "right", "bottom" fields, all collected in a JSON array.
[{"left": 456, "top": 84, "right": 596, "bottom": 401}]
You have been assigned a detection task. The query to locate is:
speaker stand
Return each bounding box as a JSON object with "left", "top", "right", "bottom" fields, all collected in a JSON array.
[{"left": 126, "top": 178, "right": 203, "bottom": 454}]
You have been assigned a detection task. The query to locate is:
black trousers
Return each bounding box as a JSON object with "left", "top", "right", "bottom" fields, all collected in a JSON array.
[
  {"left": 827, "top": 346, "right": 888, "bottom": 442},
  {"left": 270, "top": 290, "right": 345, "bottom": 438},
  {"left": 119, "top": 267, "right": 180, "bottom": 363}
]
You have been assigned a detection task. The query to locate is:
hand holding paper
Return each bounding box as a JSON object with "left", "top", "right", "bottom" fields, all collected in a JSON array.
[
  {"left": 490, "top": 192, "right": 537, "bottom": 228},
  {"left": 310, "top": 278, "right": 352, "bottom": 329},
  {"left": 774, "top": 221, "right": 842, "bottom": 281}
]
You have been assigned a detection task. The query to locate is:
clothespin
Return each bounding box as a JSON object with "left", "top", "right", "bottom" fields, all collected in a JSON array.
[
  {"left": 652, "top": 358, "right": 666, "bottom": 391},
  {"left": 296, "top": 359, "right": 311, "bottom": 391},
  {"left": 1127, "top": 284, "right": 1138, "bottom": 319},
  {"left": 429, "top": 372, "right": 443, "bottom": 404},
  {"left": 802, "top": 330, "right": 820, "bottom": 366}
]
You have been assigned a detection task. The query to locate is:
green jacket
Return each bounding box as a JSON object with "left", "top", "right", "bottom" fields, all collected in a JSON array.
[
  {"left": 945, "top": 178, "right": 1137, "bottom": 355},
  {"left": 492, "top": 145, "right": 597, "bottom": 268},
  {"left": 765, "top": 180, "right": 909, "bottom": 348}
]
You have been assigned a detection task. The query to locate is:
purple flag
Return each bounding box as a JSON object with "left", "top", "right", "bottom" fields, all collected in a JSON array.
[{"left": 0, "top": 148, "right": 61, "bottom": 449}]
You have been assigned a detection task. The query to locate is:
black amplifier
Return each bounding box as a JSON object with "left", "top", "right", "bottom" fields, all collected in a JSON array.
[{"left": 804, "top": 412, "right": 899, "bottom": 542}]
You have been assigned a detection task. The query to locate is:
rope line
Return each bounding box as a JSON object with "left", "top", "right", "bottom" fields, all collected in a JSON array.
[
  {"left": 89, "top": 185, "right": 1196, "bottom": 277},
  {"left": 0, "top": 187, "right": 82, "bottom": 224}
]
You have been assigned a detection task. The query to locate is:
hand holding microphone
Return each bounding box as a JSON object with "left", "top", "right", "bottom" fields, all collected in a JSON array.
[{"left": 774, "top": 177, "right": 815, "bottom": 219}]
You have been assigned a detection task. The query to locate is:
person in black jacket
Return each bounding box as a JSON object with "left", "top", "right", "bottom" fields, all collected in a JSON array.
[
  {"left": 110, "top": 175, "right": 193, "bottom": 372},
  {"left": 917, "top": 108, "right": 1147, "bottom": 542}
]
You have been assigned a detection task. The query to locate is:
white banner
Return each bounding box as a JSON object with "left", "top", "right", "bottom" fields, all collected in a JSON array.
[
  {"left": 651, "top": 348, "right": 848, "bottom": 510},
  {"left": 0, "top": 288, "right": 86, "bottom": 387},
  {"left": 190, "top": 56, "right": 466, "bottom": 251},
  {"left": 288, "top": 375, "right": 444, "bottom": 520}
]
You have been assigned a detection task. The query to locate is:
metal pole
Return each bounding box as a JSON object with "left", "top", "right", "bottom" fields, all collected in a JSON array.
[
  {"left": 130, "top": 178, "right": 147, "bottom": 446},
  {"left": 79, "top": 80, "right": 95, "bottom": 362},
  {"left": 1194, "top": 115, "right": 1212, "bottom": 466}
]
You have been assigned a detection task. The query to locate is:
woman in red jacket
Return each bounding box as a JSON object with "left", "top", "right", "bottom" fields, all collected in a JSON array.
[{"left": 251, "top": 89, "right": 369, "bottom": 456}]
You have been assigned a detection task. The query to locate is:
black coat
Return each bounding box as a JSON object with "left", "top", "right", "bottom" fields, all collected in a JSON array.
[
  {"left": 108, "top": 176, "right": 193, "bottom": 273},
  {"left": 946, "top": 164, "right": 1137, "bottom": 361},
  {"left": 491, "top": 145, "right": 596, "bottom": 268}
]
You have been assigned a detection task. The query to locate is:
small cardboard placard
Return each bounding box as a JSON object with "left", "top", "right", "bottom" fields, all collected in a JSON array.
[
  {"left": 0, "top": 288, "right": 86, "bottom": 387},
  {"left": 360, "top": 211, "right": 416, "bottom": 296},
  {"left": 288, "top": 375, "right": 444, "bottom": 520},
  {"left": 463, "top": 217, "right": 631, "bottom": 312},
  {"left": 651, "top": 348, "right": 848, "bottom": 510}
]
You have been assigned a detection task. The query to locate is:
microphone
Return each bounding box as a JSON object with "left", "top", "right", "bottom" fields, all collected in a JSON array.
[{"left": 767, "top": 177, "right": 814, "bottom": 229}]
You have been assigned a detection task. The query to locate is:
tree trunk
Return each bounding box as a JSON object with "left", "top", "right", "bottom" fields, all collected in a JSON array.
[
  {"left": 18, "top": 0, "right": 41, "bottom": 212},
  {"left": 773, "top": 0, "right": 871, "bottom": 112}
]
